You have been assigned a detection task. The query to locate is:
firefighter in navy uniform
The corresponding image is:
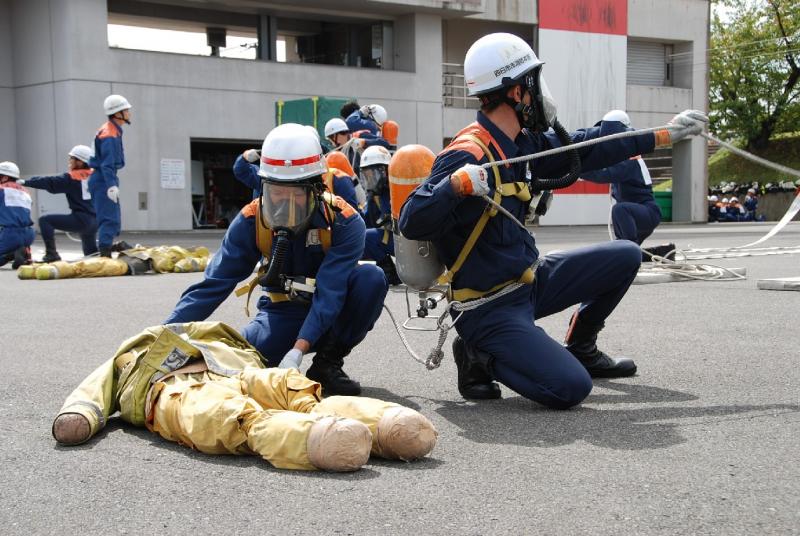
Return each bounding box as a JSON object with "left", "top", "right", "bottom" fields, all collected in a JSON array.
[
  {"left": 360, "top": 145, "right": 400, "bottom": 285},
  {"left": 0, "top": 161, "right": 34, "bottom": 268},
  {"left": 166, "top": 123, "right": 388, "bottom": 396},
  {"left": 399, "top": 33, "right": 708, "bottom": 408}
]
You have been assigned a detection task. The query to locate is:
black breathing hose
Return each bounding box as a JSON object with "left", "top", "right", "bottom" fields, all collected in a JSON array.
[
  {"left": 260, "top": 231, "right": 290, "bottom": 288},
  {"left": 529, "top": 119, "right": 582, "bottom": 193}
]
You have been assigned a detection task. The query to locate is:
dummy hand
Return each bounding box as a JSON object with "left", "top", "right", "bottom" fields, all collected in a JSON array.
[
  {"left": 278, "top": 348, "right": 304, "bottom": 369},
  {"left": 243, "top": 149, "right": 260, "bottom": 163},
  {"left": 668, "top": 109, "right": 708, "bottom": 143},
  {"left": 451, "top": 164, "right": 490, "bottom": 197},
  {"left": 107, "top": 185, "right": 120, "bottom": 203}
]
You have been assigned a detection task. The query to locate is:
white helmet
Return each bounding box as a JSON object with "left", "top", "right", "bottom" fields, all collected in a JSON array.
[
  {"left": 730, "top": 196, "right": 739, "bottom": 202},
  {"left": 709, "top": 195, "right": 719, "bottom": 202},
  {"left": 258, "top": 123, "right": 326, "bottom": 182},
  {"left": 324, "top": 118, "right": 349, "bottom": 138},
  {"left": 360, "top": 145, "right": 391, "bottom": 169},
  {"left": 602, "top": 110, "right": 631, "bottom": 127},
  {"left": 68, "top": 145, "right": 93, "bottom": 164},
  {"left": 722, "top": 197, "right": 729, "bottom": 203},
  {"left": 0, "top": 161, "right": 20, "bottom": 179},
  {"left": 103, "top": 94, "right": 132, "bottom": 116},
  {"left": 464, "top": 33, "right": 544, "bottom": 96},
  {"left": 359, "top": 104, "right": 387, "bottom": 126}
]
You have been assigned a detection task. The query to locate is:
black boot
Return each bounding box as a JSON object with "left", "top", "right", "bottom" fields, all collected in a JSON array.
[
  {"left": 305, "top": 336, "right": 362, "bottom": 396},
  {"left": 452, "top": 336, "right": 501, "bottom": 400},
  {"left": 376, "top": 255, "right": 402, "bottom": 286},
  {"left": 641, "top": 243, "right": 676, "bottom": 262},
  {"left": 98, "top": 246, "right": 113, "bottom": 258},
  {"left": 565, "top": 313, "right": 636, "bottom": 378},
  {"left": 11, "top": 246, "right": 32, "bottom": 269},
  {"left": 41, "top": 238, "right": 61, "bottom": 263},
  {"left": 119, "top": 254, "right": 151, "bottom": 275},
  {"left": 111, "top": 240, "right": 134, "bottom": 252}
]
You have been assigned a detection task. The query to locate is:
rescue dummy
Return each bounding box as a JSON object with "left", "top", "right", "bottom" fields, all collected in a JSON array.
[
  {"left": 0, "top": 161, "right": 34, "bottom": 268},
  {"left": 166, "top": 124, "right": 389, "bottom": 396},
  {"left": 360, "top": 145, "right": 401, "bottom": 285},
  {"left": 89, "top": 95, "right": 131, "bottom": 258},
  {"left": 52, "top": 322, "right": 437, "bottom": 472},
  {"left": 398, "top": 33, "right": 708, "bottom": 409},
  {"left": 17, "top": 245, "right": 210, "bottom": 280},
  {"left": 20, "top": 145, "right": 98, "bottom": 262}
]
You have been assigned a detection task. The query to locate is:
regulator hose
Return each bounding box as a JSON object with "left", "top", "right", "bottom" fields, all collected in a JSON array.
[
  {"left": 529, "top": 119, "right": 582, "bottom": 193},
  {"left": 259, "top": 231, "right": 290, "bottom": 288}
]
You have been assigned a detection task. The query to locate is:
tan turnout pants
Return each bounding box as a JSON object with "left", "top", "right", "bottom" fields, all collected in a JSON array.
[{"left": 148, "top": 367, "right": 397, "bottom": 470}]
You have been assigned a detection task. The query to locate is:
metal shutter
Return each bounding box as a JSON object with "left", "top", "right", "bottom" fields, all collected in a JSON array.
[{"left": 627, "top": 41, "right": 666, "bottom": 86}]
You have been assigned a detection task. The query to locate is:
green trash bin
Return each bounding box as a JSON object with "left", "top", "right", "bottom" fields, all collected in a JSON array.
[{"left": 654, "top": 191, "right": 672, "bottom": 222}]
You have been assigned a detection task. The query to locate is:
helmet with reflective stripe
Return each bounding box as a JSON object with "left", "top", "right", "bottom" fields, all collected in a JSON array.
[
  {"left": 0, "top": 161, "right": 20, "bottom": 179},
  {"left": 464, "top": 33, "right": 544, "bottom": 96},
  {"left": 258, "top": 123, "right": 326, "bottom": 182},
  {"left": 324, "top": 117, "right": 349, "bottom": 138},
  {"left": 602, "top": 110, "right": 631, "bottom": 127},
  {"left": 68, "top": 145, "right": 93, "bottom": 165},
  {"left": 360, "top": 145, "right": 391, "bottom": 169},
  {"left": 359, "top": 104, "right": 387, "bottom": 126},
  {"left": 103, "top": 94, "right": 132, "bottom": 116}
]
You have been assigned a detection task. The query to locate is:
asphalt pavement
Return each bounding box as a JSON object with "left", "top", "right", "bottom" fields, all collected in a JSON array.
[{"left": 1, "top": 222, "right": 798, "bottom": 535}]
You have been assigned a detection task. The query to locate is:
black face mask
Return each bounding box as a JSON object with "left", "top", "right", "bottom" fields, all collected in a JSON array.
[{"left": 504, "top": 67, "right": 558, "bottom": 133}]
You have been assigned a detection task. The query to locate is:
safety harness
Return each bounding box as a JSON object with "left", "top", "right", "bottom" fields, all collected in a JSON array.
[
  {"left": 438, "top": 126, "right": 536, "bottom": 302},
  {"left": 235, "top": 198, "right": 333, "bottom": 316}
]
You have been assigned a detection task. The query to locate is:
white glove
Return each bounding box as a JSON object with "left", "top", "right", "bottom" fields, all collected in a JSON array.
[
  {"left": 107, "top": 185, "right": 120, "bottom": 203},
  {"left": 17, "top": 179, "right": 25, "bottom": 185},
  {"left": 668, "top": 109, "right": 708, "bottom": 143},
  {"left": 278, "top": 348, "right": 304, "bottom": 369},
  {"left": 451, "top": 164, "right": 490, "bottom": 197},
  {"left": 243, "top": 149, "right": 260, "bottom": 163}
]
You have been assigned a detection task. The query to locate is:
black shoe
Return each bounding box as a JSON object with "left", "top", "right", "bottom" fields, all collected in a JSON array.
[
  {"left": 111, "top": 240, "right": 134, "bottom": 252},
  {"left": 452, "top": 336, "right": 501, "bottom": 400},
  {"left": 41, "top": 251, "right": 61, "bottom": 263},
  {"left": 306, "top": 361, "right": 362, "bottom": 396},
  {"left": 0, "top": 252, "right": 13, "bottom": 268},
  {"left": 99, "top": 246, "right": 113, "bottom": 258},
  {"left": 565, "top": 313, "right": 636, "bottom": 378},
  {"left": 641, "top": 243, "right": 676, "bottom": 262},
  {"left": 376, "top": 255, "right": 402, "bottom": 286},
  {"left": 11, "top": 247, "right": 32, "bottom": 269}
]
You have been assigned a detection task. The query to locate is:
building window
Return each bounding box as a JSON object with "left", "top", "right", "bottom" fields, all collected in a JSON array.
[{"left": 627, "top": 40, "right": 674, "bottom": 87}]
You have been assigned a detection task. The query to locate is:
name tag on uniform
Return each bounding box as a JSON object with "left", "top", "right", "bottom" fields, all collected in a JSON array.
[
  {"left": 81, "top": 180, "right": 91, "bottom": 200},
  {"left": 306, "top": 229, "right": 322, "bottom": 248}
]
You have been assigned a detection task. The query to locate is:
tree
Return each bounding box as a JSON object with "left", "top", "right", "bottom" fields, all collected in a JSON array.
[{"left": 709, "top": 0, "right": 800, "bottom": 151}]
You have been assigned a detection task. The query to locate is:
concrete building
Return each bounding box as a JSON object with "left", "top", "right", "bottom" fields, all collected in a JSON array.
[{"left": 1, "top": 0, "right": 709, "bottom": 231}]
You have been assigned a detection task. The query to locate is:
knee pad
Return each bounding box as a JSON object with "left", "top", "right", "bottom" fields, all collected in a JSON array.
[
  {"left": 52, "top": 413, "right": 92, "bottom": 445},
  {"left": 375, "top": 407, "right": 438, "bottom": 461},
  {"left": 307, "top": 416, "right": 372, "bottom": 472}
]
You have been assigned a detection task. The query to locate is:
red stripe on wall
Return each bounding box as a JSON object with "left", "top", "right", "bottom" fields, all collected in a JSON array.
[
  {"left": 553, "top": 180, "right": 610, "bottom": 195},
  {"left": 539, "top": 0, "right": 627, "bottom": 35}
]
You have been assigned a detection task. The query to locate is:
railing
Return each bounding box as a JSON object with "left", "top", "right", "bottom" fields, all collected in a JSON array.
[{"left": 442, "top": 63, "right": 480, "bottom": 109}]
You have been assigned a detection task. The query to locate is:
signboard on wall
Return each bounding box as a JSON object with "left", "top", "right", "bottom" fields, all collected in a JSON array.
[{"left": 160, "top": 158, "right": 185, "bottom": 189}]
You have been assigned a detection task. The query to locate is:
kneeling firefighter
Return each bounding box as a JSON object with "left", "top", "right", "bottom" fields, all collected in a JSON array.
[
  {"left": 360, "top": 145, "right": 400, "bottom": 285},
  {"left": 398, "top": 32, "right": 708, "bottom": 408},
  {"left": 166, "top": 123, "right": 389, "bottom": 396},
  {"left": 52, "top": 322, "right": 437, "bottom": 472}
]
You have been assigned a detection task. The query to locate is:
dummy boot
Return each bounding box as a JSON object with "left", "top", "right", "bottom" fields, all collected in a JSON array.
[
  {"left": 41, "top": 237, "right": 61, "bottom": 263},
  {"left": 641, "top": 243, "right": 676, "bottom": 262},
  {"left": 376, "top": 255, "right": 402, "bottom": 286},
  {"left": 119, "top": 254, "right": 151, "bottom": 275},
  {"left": 452, "top": 336, "right": 501, "bottom": 400},
  {"left": 564, "top": 313, "right": 636, "bottom": 378},
  {"left": 11, "top": 246, "right": 32, "bottom": 269},
  {"left": 306, "top": 335, "right": 362, "bottom": 396}
]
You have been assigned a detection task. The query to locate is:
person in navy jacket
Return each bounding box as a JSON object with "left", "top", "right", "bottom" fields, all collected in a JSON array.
[
  {"left": 0, "top": 161, "right": 34, "bottom": 268},
  {"left": 399, "top": 33, "right": 708, "bottom": 408},
  {"left": 88, "top": 95, "right": 131, "bottom": 257},
  {"left": 166, "top": 124, "right": 388, "bottom": 396},
  {"left": 21, "top": 145, "right": 97, "bottom": 261}
]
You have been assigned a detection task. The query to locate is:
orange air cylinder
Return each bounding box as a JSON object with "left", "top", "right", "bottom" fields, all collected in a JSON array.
[
  {"left": 382, "top": 120, "right": 399, "bottom": 147},
  {"left": 388, "top": 144, "right": 436, "bottom": 221},
  {"left": 325, "top": 151, "right": 356, "bottom": 177}
]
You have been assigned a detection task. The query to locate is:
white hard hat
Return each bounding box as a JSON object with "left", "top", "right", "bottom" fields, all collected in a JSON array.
[
  {"left": 360, "top": 145, "right": 392, "bottom": 169},
  {"left": 258, "top": 123, "right": 326, "bottom": 182},
  {"left": 602, "top": 110, "right": 631, "bottom": 127},
  {"left": 747, "top": 188, "right": 755, "bottom": 194},
  {"left": 68, "top": 145, "right": 92, "bottom": 164},
  {"left": 464, "top": 33, "right": 544, "bottom": 96},
  {"left": 359, "top": 104, "right": 387, "bottom": 126},
  {"left": 0, "top": 161, "right": 20, "bottom": 179},
  {"left": 709, "top": 195, "right": 719, "bottom": 202},
  {"left": 722, "top": 197, "right": 729, "bottom": 203},
  {"left": 103, "top": 94, "right": 132, "bottom": 116},
  {"left": 324, "top": 117, "right": 349, "bottom": 138},
  {"left": 304, "top": 125, "right": 321, "bottom": 142},
  {"left": 730, "top": 196, "right": 739, "bottom": 202}
]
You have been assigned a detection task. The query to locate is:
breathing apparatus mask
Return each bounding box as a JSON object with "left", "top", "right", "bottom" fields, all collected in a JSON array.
[{"left": 360, "top": 164, "right": 388, "bottom": 194}]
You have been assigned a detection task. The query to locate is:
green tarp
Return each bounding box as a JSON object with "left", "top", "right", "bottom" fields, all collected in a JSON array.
[{"left": 275, "top": 97, "right": 351, "bottom": 143}]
